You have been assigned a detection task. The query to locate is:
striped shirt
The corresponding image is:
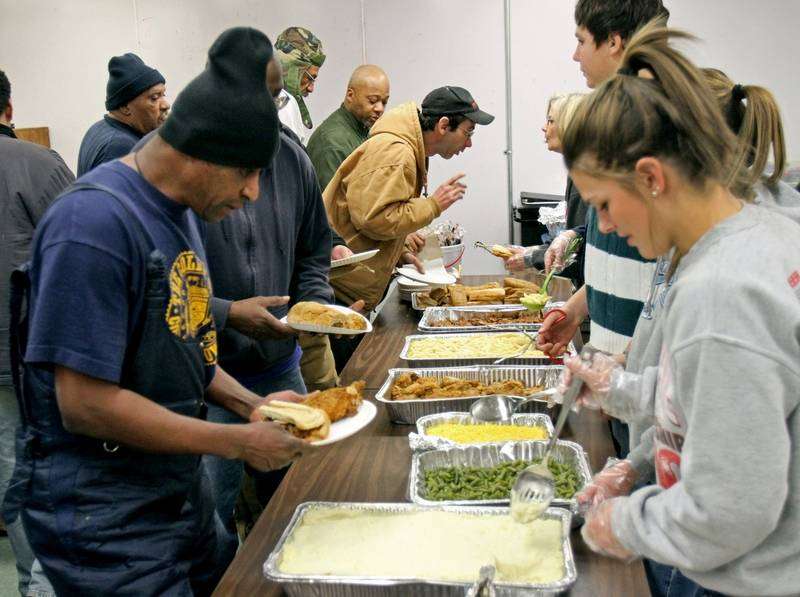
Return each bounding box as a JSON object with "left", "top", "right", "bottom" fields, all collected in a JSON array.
[{"left": 585, "top": 207, "right": 656, "bottom": 353}]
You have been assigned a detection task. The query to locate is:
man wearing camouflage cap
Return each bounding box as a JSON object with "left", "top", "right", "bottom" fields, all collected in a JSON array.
[{"left": 274, "top": 26, "right": 326, "bottom": 144}]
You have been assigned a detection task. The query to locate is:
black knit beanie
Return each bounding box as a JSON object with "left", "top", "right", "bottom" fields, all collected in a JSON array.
[
  {"left": 105, "top": 53, "right": 165, "bottom": 111},
  {"left": 159, "top": 27, "right": 279, "bottom": 169}
]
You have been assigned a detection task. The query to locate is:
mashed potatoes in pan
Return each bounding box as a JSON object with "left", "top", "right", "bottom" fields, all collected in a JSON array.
[
  {"left": 278, "top": 508, "right": 565, "bottom": 585},
  {"left": 406, "top": 333, "right": 545, "bottom": 359}
]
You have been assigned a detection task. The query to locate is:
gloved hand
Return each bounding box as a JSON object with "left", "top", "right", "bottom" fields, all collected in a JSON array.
[
  {"left": 555, "top": 352, "right": 643, "bottom": 419},
  {"left": 535, "top": 305, "right": 581, "bottom": 357},
  {"left": 581, "top": 497, "right": 638, "bottom": 562},
  {"left": 503, "top": 246, "right": 527, "bottom": 271},
  {"left": 576, "top": 458, "right": 638, "bottom": 512},
  {"left": 544, "top": 230, "right": 577, "bottom": 273}
]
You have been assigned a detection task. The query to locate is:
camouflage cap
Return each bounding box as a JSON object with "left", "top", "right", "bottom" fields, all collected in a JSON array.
[{"left": 275, "top": 26, "right": 326, "bottom": 68}]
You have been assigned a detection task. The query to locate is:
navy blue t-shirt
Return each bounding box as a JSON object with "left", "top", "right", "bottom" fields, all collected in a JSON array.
[
  {"left": 77, "top": 116, "right": 142, "bottom": 176},
  {"left": 25, "top": 160, "right": 217, "bottom": 387}
]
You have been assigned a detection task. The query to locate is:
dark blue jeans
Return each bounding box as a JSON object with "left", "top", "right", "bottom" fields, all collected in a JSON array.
[
  {"left": 644, "top": 559, "right": 728, "bottom": 597},
  {"left": 202, "top": 366, "right": 306, "bottom": 560}
]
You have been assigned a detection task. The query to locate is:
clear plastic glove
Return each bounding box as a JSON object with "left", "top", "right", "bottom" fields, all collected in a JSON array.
[
  {"left": 581, "top": 498, "right": 638, "bottom": 562},
  {"left": 576, "top": 458, "right": 638, "bottom": 512},
  {"left": 556, "top": 352, "right": 643, "bottom": 420},
  {"left": 504, "top": 246, "right": 528, "bottom": 271},
  {"left": 536, "top": 307, "right": 580, "bottom": 357},
  {"left": 544, "top": 230, "right": 577, "bottom": 273}
]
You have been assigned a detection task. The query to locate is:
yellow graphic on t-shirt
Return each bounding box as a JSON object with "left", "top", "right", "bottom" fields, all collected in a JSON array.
[
  {"left": 166, "top": 251, "right": 217, "bottom": 365},
  {"left": 201, "top": 329, "right": 218, "bottom": 366}
]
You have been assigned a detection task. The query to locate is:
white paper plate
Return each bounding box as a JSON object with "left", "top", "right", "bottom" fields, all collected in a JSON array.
[
  {"left": 396, "top": 275, "right": 430, "bottom": 289},
  {"left": 331, "top": 249, "right": 380, "bottom": 268},
  {"left": 312, "top": 400, "right": 377, "bottom": 446},
  {"left": 395, "top": 258, "right": 456, "bottom": 286},
  {"left": 281, "top": 304, "right": 372, "bottom": 335}
]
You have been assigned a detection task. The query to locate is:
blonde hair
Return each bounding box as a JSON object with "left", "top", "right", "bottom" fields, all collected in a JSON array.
[
  {"left": 703, "top": 68, "right": 786, "bottom": 187},
  {"left": 562, "top": 20, "right": 751, "bottom": 199},
  {"left": 548, "top": 93, "right": 586, "bottom": 137}
]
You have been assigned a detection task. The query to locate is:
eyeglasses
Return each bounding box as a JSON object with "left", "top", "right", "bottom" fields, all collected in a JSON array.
[
  {"left": 302, "top": 68, "right": 318, "bottom": 84},
  {"left": 458, "top": 125, "right": 475, "bottom": 139}
]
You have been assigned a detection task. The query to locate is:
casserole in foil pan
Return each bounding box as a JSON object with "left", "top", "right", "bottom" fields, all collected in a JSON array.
[
  {"left": 409, "top": 440, "right": 592, "bottom": 517},
  {"left": 399, "top": 332, "right": 574, "bottom": 368},
  {"left": 417, "top": 305, "right": 543, "bottom": 333},
  {"left": 410, "top": 412, "right": 554, "bottom": 451},
  {"left": 375, "top": 365, "right": 562, "bottom": 425},
  {"left": 263, "top": 501, "right": 577, "bottom": 596}
]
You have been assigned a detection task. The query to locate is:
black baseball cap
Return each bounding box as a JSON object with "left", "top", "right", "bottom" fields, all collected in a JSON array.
[{"left": 421, "top": 86, "right": 494, "bottom": 125}]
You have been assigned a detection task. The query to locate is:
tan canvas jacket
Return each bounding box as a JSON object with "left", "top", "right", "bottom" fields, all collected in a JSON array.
[{"left": 324, "top": 102, "right": 441, "bottom": 309}]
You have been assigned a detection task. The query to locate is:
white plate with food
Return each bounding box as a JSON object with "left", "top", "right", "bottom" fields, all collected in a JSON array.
[
  {"left": 282, "top": 302, "right": 372, "bottom": 335},
  {"left": 257, "top": 382, "right": 376, "bottom": 446},
  {"left": 331, "top": 248, "right": 379, "bottom": 268},
  {"left": 313, "top": 400, "right": 377, "bottom": 446}
]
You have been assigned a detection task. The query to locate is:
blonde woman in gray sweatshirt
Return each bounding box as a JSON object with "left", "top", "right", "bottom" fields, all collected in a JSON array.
[{"left": 557, "top": 21, "right": 800, "bottom": 597}]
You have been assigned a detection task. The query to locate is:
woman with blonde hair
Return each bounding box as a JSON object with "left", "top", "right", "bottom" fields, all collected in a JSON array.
[
  {"left": 505, "top": 92, "right": 587, "bottom": 285},
  {"left": 555, "top": 21, "right": 800, "bottom": 597}
]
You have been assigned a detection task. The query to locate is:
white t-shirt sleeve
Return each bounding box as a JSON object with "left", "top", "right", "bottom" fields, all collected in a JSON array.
[{"left": 278, "top": 90, "right": 310, "bottom": 146}]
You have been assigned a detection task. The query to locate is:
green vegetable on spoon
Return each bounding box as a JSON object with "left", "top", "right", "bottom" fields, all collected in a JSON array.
[{"left": 521, "top": 236, "right": 582, "bottom": 313}]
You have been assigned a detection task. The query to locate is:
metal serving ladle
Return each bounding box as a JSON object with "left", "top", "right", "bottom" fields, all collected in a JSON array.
[
  {"left": 509, "top": 346, "right": 598, "bottom": 523},
  {"left": 469, "top": 388, "right": 558, "bottom": 422},
  {"left": 465, "top": 564, "right": 496, "bottom": 597}
]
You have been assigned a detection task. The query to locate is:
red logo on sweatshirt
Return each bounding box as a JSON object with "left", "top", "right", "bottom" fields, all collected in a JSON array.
[
  {"left": 789, "top": 271, "right": 800, "bottom": 289},
  {"left": 656, "top": 448, "right": 681, "bottom": 489}
]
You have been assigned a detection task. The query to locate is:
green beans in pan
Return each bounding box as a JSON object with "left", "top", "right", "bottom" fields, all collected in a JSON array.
[{"left": 422, "top": 459, "right": 581, "bottom": 501}]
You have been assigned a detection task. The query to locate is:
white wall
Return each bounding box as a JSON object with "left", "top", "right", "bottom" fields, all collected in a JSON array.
[
  {"left": 364, "top": 0, "right": 509, "bottom": 275},
  {"left": 2, "top": 0, "right": 798, "bottom": 274}
]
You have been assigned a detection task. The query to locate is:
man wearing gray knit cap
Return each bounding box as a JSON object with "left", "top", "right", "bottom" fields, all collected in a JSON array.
[{"left": 77, "top": 52, "right": 169, "bottom": 175}]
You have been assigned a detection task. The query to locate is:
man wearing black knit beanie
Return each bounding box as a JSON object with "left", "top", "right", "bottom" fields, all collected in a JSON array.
[
  {"left": 11, "top": 27, "right": 307, "bottom": 597},
  {"left": 77, "top": 52, "right": 170, "bottom": 176}
]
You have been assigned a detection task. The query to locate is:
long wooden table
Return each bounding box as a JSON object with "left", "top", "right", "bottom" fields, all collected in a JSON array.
[{"left": 213, "top": 276, "right": 649, "bottom": 596}]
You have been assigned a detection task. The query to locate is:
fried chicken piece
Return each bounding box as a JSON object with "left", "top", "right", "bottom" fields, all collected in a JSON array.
[
  {"left": 303, "top": 381, "right": 365, "bottom": 422},
  {"left": 388, "top": 374, "right": 545, "bottom": 401}
]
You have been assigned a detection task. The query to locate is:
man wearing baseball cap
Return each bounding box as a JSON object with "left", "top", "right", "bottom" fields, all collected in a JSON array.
[
  {"left": 77, "top": 53, "right": 170, "bottom": 175},
  {"left": 9, "top": 27, "right": 310, "bottom": 595},
  {"left": 324, "top": 85, "right": 494, "bottom": 369}
]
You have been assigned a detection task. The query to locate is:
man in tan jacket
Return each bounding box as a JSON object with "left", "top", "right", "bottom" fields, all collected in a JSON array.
[{"left": 324, "top": 85, "right": 493, "bottom": 368}]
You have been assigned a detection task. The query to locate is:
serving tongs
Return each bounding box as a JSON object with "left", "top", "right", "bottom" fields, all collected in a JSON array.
[
  {"left": 520, "top": 236, "right": 583, "bottom": 313},
  {"left": 486, "top": 325, "right": 538, "bottom": 365},
  {"left": 473, "top": 241, "right": 510, "bottom": 258},
  {"left": 485, "top": 322, "right": 566, "bottom": 365}
]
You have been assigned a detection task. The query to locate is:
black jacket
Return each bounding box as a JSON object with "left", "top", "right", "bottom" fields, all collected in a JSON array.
[
  {"left": 0, "top": 135, "right": 75, "bottom": 384},
  {"left": 206, "top": 131, "right": 334, "bottom": 377}
]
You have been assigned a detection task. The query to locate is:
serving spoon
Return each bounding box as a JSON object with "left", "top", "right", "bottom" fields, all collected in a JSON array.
[
  {"left": 469, "top": 388, "right": 558, "bottom": 422},
  {"left": 509, "top": 346, "right": 598, "bottom": 523}
]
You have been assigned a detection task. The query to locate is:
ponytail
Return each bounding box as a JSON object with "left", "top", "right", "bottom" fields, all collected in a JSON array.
[{"left": 703, "top": 68, "right": 786, "bottom": 187}]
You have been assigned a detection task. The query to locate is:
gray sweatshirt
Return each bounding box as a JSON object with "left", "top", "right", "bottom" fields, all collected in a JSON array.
[
  {"left": 623, "top": 182, "right": 800, "bottom": 477},
  {"left": 612, "top": 203, "right": 800, "bottom": 595}
]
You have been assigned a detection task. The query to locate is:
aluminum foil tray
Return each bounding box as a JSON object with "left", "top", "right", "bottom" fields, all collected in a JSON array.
[
  {"left": 399, "top": 332, "right": 574, "bottom": 368},
  {"left": 263, "top": 501, "right": 576, "bottom": 597},
  {"left": 410, "top": 412, "right": 554, "bottom": 451},
  {"left": 418, "top": 305, "right": 543, "bottom": 333},
  {"left": 410, "top": 273, "right": 575, "bottom": 312},
  {"left": 409, "top": 440, "right": 592, "bottom": 516},
  {"left": 375, "top": 365, "right": 563, "bottom": 425}
]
